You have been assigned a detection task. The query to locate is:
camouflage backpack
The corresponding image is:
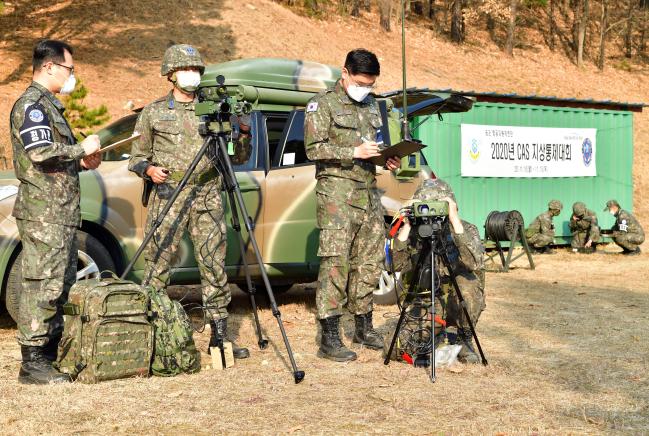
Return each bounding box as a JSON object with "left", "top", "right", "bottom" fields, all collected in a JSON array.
[
  {"left": 148, "top": 287, "right": 201, "bottom": 376},
  {"left": 56, "top": 275, "right": 153, "bottom": 383}
]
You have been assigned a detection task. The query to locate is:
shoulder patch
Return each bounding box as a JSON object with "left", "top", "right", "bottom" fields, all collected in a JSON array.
[
  {"left": 19, "top": 103, "right": 53, "bottom": 151},
  {"left": 306, "top": 102, "right": 318, "bottom": 113}
]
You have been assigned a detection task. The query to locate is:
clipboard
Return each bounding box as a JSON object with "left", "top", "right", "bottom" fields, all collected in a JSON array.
[
  {"left": 97, "top": 134, "right": 141, "bottom": 154},
  {"left": 369, "top": 140, "right": 425, "bottom": 166}
]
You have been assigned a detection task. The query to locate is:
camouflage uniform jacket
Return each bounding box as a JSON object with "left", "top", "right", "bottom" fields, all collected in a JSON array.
[
  {"left": 611, "top": 209, "right": 644, "bottom": 240},
  {"left": 304, "top": 80, "right": 383, "bottom": 210},
  {"left": 391, "top": 220, "right": 485, "bottom": 285},
  {"left": 10, "top": 82, "right": 86, "bottom": 226},
  {"left": 569, "top": 208, "right": 601, "bottom": 241},
  {"left": 128, "top": 92, "right": 251, "bottom": 185},
  {"left": 526, "top": 211, "right": 555, "bottom": 238}
]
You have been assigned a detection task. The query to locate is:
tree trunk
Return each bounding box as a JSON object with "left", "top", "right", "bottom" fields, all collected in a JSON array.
[
  {"left": 363, "top": 0, "right": 371, "bottom": 12},
  {"left": 351, "top": 0, "right": 360, "bottom": 16},
  {"left": 577, "top": 0, "right": 589, "bottom": 67},
  {"left": 549, "top": 0, "right": 556, "bottom": 50},
  {"left": 624, "top": 1, "right": 635, "bottom": 58},
  {"left": 451, "top": 0, "right": 464, "bottom": 43},
  {"left": 505, "top": 0, "right": 518, "bottom": 56},
  {"left": 379, "top": 0, "right": 392, "bottom": 31},
  {"left": 422, "top": 0, "right": 431, "bottom": 19},
  {"left": 597, "top": 0, "right": 608, "bottom": 70}
]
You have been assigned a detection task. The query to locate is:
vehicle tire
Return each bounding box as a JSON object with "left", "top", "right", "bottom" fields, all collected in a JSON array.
[
  {"left": 374, "top": 270, "right": 401, "bottom": 305},
  {"left": 4, "top": 231, "right": 116, "bottom": 322}
]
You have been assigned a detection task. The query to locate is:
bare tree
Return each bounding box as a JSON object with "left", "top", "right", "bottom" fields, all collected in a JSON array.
[
  {"left": 624, "top": 0, "right": 635, "bottom": 58},
  {"left": 505, "top": 0, "right": 519, "bottom": 56},
  {"left": 549, "top": 0, "right": 556, "bottom": 50},
  {"left": 379, "top": 0, "right": 392, "bottom": 31},
  {"left": 351, "top": 0, "right": 360, "bottom": 16},
  {"left": 577, "top": 0, "right": 590, "bottom": 67},
  {"left": 451, "top": 0, "right": 465, "bottom": 43},
  {"left": 597, "top": 0, "right": 608, "bottom": 70}
]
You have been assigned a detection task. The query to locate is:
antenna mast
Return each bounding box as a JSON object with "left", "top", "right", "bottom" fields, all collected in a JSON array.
[{"left": 401, "top": 0, "right": 411, "bottom": 140}]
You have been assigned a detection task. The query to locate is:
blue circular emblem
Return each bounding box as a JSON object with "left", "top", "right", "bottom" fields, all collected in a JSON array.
[
  {"left": 185, "top": 47, "right": 196, "bottom": 55},
  {"left": 29, "top": 108, "right": 44, "bottom": 123},
  {"left": 581, "top": 138, "right": 593, "bottom": 167}
]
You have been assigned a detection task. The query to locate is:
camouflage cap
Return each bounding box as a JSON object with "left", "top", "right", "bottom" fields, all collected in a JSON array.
[
  {"left": 603, "top": 199, "right": 620, "bottom": 211},
  {"left": 413, "top": 178, "right": 456, "bottom": 203},
  {"left": 161, "top": 44, "right": 205, "bottom": 76},
  {"left": 548, "top": 199, "right": 563, "bottom": 211},
  {"left": 573, "top": 201, "right": 586, "bottom": 217}
]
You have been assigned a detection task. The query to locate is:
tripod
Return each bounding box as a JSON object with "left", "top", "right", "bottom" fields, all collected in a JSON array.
[
  {"left": 384, "top": 220, "right": 487, "bottom": 382},
  {"left": 121, "top": 120, "right": 305, "bottom": 384}
]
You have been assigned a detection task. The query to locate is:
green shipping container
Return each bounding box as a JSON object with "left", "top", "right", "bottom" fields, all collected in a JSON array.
[{"left": 412, "top": 93, "right": 645, "bottom": 242}]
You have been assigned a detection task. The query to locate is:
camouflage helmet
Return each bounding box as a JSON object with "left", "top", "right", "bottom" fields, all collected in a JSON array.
[
  {"left": 548, "top": 200, "right": 563, "bottom": 211},
  {"left": 573, "top": 201, "right": 586, "bottom": 217},
  {"left": 603, "top": 199, "right": 620, "bottom": 211},
  {"left": 161, "top": 44, "right": 205, "bottom": 76},
  {"left": 413, "top": 178, "right": 456, "bottom": 203}
]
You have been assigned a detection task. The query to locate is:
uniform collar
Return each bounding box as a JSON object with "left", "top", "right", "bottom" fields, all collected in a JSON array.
[
  {"left": 334, "top": 79, "right": 353, "bottom": 105},
  {"left": 29, "top": 81, "right": 65, "bottom": 112},
  {"left": 166, "top": 91, "right": 197, "bottom": 110}
]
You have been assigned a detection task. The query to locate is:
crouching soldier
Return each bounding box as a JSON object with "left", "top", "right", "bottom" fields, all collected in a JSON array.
[
  {"left": 604, "top": 200, "right": 645, "bottom": 255},
  {"left": 391, "top": 179, "right": 486, "bottom": 364},
  {"left": 526, "top": 200, "right": 563, "bottom": 254},
  {"left": 569, "top": 202, "right": 601, "bottom": 253}
]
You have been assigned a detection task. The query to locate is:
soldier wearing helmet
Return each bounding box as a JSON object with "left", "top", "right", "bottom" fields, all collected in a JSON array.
[
  {"left": 525, "top": 200, "right": 563, "bottom": 254},
  {"left": 129, "top": 44, "right": 252, "bottom": 360},
  {"left": 390, "top": 178, "right": 486, "bottom": 364},
  {"left": 569, "top": 201, "right": 600, "bottom": 253},
  {"left": 604, "top": 199, "right": 645, "bottom": 255}
]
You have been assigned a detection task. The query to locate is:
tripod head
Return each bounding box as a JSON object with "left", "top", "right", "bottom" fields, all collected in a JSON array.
[
  {"left": 195, "top": 74, "right": 252, "bottom": 137},
  {"left": 401, "top": 200, "right": 448, "bottom": 240}
]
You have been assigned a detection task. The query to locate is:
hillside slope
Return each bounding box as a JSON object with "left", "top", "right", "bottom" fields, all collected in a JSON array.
[{"left": 0, "top": 0, "right": 647, "bottom": 222}]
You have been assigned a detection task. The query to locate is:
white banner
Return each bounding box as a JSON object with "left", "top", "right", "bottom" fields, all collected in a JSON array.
[{"left": 461, "top": 124, "right": 597, "bottom": 178}]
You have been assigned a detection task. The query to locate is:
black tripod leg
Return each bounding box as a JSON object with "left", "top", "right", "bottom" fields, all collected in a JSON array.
[
  {"left": 430, "top": 249, "right": 436, "bottom": 382},
  {"left": 439, "top": 250, "right": 488, "bottom": 366},
  {"left": 216, "top": 136, "right": 304, "bottom": 384},
  {"left": 384, "top": 244, "right": 430, "bottom": 366},
  {"left": 226, "top": 189, "right": 268, "bottom": 350},
  {"left": 121, "top": 136, "right": 214, "bottom": 280}
]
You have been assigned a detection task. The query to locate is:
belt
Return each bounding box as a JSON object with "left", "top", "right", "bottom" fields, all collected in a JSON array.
[{"left": 168, "top": 167, "right": 218, "bottom": 185}]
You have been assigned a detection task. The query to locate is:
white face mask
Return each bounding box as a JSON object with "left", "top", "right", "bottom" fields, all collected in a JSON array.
[
  {"left": 346, "top": 84, "right": 372, "bottom": 103},
  {"left": 175, "top": 70, "right": 201, "bottom": 93},
  {"left": 60, "top": 73, "right": 76, "bottom": 95},
  {"left": 609, "top": 209, "right": 616, "bottom": 216}
]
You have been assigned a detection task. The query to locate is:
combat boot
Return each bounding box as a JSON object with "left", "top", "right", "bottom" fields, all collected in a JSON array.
[
  {"left": 208, "top": 318, "right": 250, "bottom": 359},
  {"left": 622, "top": 247, "right": 641, "bottom": 256},
  {"left": 18, "top": 346, "right": 71, "bottom": 385},
  {"left": 457, "top": 329, "right": 480, "bottom": 364},
  {"left": 42, "top": 334, "right": 61, "bottom": 362},
  {"left": 352, "top": 312, "right": 384, "bottom": 350},
  {"left": 318, "top": 316, "right": 357, "bottom": 362}
]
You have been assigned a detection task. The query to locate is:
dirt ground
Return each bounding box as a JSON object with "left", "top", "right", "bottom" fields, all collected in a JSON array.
[{"left": 0, "top": 244, "right": 647, "bottom": 434}]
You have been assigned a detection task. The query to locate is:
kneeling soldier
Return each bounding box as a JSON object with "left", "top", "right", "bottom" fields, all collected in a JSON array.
[
  {"left": 604, "top": 199, "right": 645, "bottom": 255},
  {"left": 526, "top": 200, "right": 563, "bottom": 254}
]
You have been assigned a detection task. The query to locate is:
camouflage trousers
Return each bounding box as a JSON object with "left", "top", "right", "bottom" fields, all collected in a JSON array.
[
  {"left": 439, "top": 271, "right": 486, "bottom": 329},
  {"left": 143, "top": 182, "right": 230, "bottom": 320},
  {"left": 612, "top": 231, "right": 645, "bottom": 251},
  {"left": 571, "top": 231, "right": 599, "bottom": 248},
  {"left": 16, "top": 219, "right": 77, "bottom": 347},
  {"left": 315, "top": 194, "right": 385, "bottom": 319},
  {"left": 527, "top": 233, "right": 553, "bottom": 248}
]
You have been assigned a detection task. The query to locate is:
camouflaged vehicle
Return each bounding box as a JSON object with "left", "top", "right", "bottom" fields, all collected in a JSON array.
[{"left": 0, "top": 58, "right": 473, "bottom": 320}]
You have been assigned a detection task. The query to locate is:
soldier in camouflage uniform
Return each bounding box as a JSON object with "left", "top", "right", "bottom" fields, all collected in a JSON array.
[
  {"left": 10, "top": 40, "right": 101, "bottom": 384},
  {"left": 569, "top": 202, "right": 601, "bottom": 253},
  {"left": 129, "top": 44, "right": 251, "bottom": 359},
  {"left": 525, "top": 200, "right": 563, "bottom": 254},
  {"left": 604, "top": 199, "right": 645, "bottom": 255},
  {"left": 391, "top": 179, "right": 486, "bottom": 364},
  {"left": 304, "top": 49, "right": 401, "bottom": 362}
]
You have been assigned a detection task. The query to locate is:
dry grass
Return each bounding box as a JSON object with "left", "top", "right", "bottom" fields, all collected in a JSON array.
[{"left": 0, "top": 245, "right": 648, "bottom": 434}]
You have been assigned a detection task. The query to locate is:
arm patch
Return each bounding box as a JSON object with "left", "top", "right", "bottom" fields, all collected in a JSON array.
[{"left": 19, "top": 103, "right": 53, "bottom": 151}]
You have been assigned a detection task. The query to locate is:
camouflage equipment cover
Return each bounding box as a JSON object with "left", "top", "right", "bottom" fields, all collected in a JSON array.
[
  {"left": 10, "top": 82, "right": 85, "bottom": 226},
  {"left": 161, "top": 44, "right": 205, "bottom": 76},
  {"left": 413, "top": 178, "right": 457, "bottom": 203},
  {"left": 548, "top": 200, "right": 563, "bottom": 211},
  {"left": 55, "top": 276, "right": 153, "bottom": 383},
  {"left": 148, "top": 287, "right": 201, "bottom": 376}
]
